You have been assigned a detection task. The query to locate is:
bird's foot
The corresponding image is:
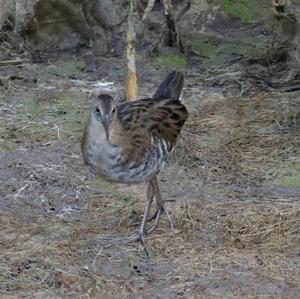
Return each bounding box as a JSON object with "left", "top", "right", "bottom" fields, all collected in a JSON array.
[
  {"left": 138, "top": 227, "right": 150, "bottom": 257},
  {"left": 129, "top": 206, "right": 175, "bottom": 237},
  {"left": 156, "top": 203, "right": 175, "bottom": 233},
  {"left": 141, "top": 204, "right": 175, "bottom": 233},
  {"left": 131, "top": 209, "right": 159, "bottom": 227}
]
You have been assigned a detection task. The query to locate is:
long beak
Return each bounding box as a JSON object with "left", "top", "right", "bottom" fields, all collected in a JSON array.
[{"left": 102, "top": 115, "right": 110, "bottom": 142}]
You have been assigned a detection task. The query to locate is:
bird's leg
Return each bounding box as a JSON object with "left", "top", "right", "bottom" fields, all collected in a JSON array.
[
  {"left": 145, "top": 208, "right": 159, "bottom": 223},
  {"left": 151, "top": 176, "right": 175, "bottom": 232},
  {"left": 130, "top": 188, "right": 158, "bottom": 227},
  {"left": 135, "top": 181, "right": 157, "bottom": 256},
  {"left": 120, "top": 182, "right": 156, "bottom": 239},
  {"left": 114, "top": 178, "right": 173, "bottom": 256},
  {"left": 146, "top": 205, "right": 162, "bottom": 234}
]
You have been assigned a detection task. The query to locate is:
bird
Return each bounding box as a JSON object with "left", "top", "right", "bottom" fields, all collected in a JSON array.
[{"left": 82, "top": 71, "right": 188, "bottom": 252}]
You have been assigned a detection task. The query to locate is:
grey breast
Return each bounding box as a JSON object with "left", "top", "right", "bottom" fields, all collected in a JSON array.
[{"left": 107, "top": 137, "right": 172, "bottom": 184}]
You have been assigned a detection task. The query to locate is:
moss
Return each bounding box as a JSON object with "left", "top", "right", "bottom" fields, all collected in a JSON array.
[
  {"left": 190, "top": 35, "right": 268, "bottom": 66},
  {"left": 211, "top": 0, "right": 271, "bottom": 22},
  {"left": 155, "top": 54, "right": 187, "bottom": 69},
  {"left": 275, "top": 164, "right": 300, "bottom": 188},
  {"left": 11, "top": 96, "right": 44, "bottom": 119},
  {"left": 18, "top": 60, "right": 85, "bottom": 82},
  {"left": 48, "top": 59, "right": 86, "bottom": 77},
  {"left": 0, "top": 142, "right": 16, "bottom": 153},
  {"left": 2, "top": 88, "right": 88, "bottom": 145},
  {"left": 18, "top": 64, "right": 59, "bottom": 83},
  {"left": 49, "top": 90, "right": 88, "bottom": 136},
  {"left": 191, "top": 39, "right": 220, "bottom": 64}
]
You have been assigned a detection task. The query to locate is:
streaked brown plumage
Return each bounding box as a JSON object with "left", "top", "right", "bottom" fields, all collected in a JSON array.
[{"left": 82, "top": 71, "right": 188, "bottom": 253}]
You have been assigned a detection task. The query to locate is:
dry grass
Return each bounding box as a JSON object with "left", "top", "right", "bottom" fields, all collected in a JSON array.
[
  {"left": 1, "top": 194, "right": 299, "bottom": 298},
  {"left": 1, "top": 63, "right": 300, "bottom": 298},
  {"left": 179, "top": 90, "right": 299, "bottom": 186}
]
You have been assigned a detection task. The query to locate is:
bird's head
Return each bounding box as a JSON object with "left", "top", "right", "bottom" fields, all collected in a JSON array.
[{"left": 91, "top": 94, "right": 117, "bottom": 142}]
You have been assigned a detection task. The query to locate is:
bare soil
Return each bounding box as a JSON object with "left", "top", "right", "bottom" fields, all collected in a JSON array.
[{"left": 0, "top": 49, "right": 300, "bottom": 299}]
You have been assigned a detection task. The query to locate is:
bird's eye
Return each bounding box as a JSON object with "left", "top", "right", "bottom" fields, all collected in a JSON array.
[
  {"left": 95, "top": 107, "right": 100, "bottom": 113},
  {"left": 111, "top": 108, "right": 116, "bottom": 114}
]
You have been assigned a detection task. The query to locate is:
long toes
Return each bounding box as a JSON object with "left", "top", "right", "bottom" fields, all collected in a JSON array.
[
  {"left": 160, "top": 205, "right": 175, "bottom": 232},
  {"left": 138, "top": 229, "right": 149, "bottom": 257},
  {"left": 147, "top": 208, "right": 159, "bottom": 222},
  {"left": 138, "top": 227, "right": 148, "bottom": 239},
  {"left": 130, "top": 209, "right": 159, "bottom": 227}
]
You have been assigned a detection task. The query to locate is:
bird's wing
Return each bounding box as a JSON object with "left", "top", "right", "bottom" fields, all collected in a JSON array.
[
  {"left": 111, "top": 96, "right": 187, "bottom": 156},
  {"left": 110, "top": 71, "right": 188, "bottom": 161}
]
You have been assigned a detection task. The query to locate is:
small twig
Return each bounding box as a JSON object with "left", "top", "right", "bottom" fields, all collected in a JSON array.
[
  {"left": 51, "top": 124, "right": 62, "bottom": 140},
  {"left": 0, "top": 59, "right": 30, "bottom": 66},
  {"left": 203, "top": 71, "right": 243, "bottom": 81},
  {"left": 93, "top": 247, "right": 104, "bottom": 266},
  {"left": 142, "top": 0, "right": 156, "bottom": 21},
  {"left": 14, "top": 182, "right": 32, "bottom": 200},
  {"left": 176, "top": 0, "right": 191, "bottom": 22}
]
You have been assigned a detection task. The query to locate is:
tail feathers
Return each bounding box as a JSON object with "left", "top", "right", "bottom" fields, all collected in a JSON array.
[{"left": 153, "top": 71, "right": 184, "bottom": 101}]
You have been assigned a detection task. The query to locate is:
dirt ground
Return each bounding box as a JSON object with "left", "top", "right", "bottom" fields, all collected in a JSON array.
[{"left": 1, "top": 41, "right": 300, "bottom": 299}]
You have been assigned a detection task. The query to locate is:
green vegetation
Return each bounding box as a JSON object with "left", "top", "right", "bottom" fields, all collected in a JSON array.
[
  {"left": 155, "top": 54, "right": 187, "bottom": 69},
  {"left": 0, "top": 142, "right": 15, "bottom": 153},
  {"left": 275, "top": 164, "right": 300, "bottom": 188},
  {"left": 57, "top": 60, "right": 86, "bottom": 76},
  {"left": 190, "top": 35, "right": 267, "bottom": 65},
  {"left": 211, "top": 0, "right": 271, "bottom": 22},
  {"left": 50, "top": 90, "right": 87, "bottom": 136}
]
